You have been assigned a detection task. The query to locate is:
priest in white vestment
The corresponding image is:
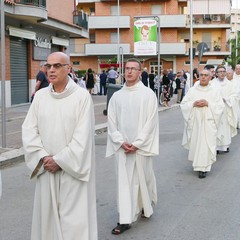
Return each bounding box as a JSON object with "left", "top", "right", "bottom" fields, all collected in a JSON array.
[
  {"left": 106, "top": 58, "right": 159, "bottom": 235},
  {"left": 233, "top": 64, "right": 240, "bottom": 128},
  {"left": 181, "top": 69, "right": 224, "bottom": 179},
  {"left": 0, "top": 171, "right": 2, "bottom": 199},
  {"left": 22, "top": 52, "right": 97, "bottom": 240},
  {"left": 211, "top": 65, "right": 238, "bottom": 152},
  {"left": 227, "top": 67, "right": 240, "bottom": 129}
]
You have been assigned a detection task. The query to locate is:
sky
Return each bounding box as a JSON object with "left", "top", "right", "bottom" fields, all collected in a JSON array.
[{"left": 232, "top": 0, "right": 239, "bottom": 8}]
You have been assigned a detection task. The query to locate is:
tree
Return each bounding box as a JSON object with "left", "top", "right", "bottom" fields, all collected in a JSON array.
[{"left": 227, "top": 32, "right": 240, "bottom": 68}]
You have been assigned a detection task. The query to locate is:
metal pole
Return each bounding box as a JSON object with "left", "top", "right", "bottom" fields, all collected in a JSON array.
[
  {"left": 1, "top": 0, "right": 6, "bottom": 148},
  {"left": 119, "top": 46, "right": 124, "bottom": 85},
  {"left": 117, "top": 0, "right": 120, "bottom": 67},
  {"left": 157, "top": 16, "right": 160, "bottom": 106},
  {"left": 235, "top": 3, "right": 238, "bottom": 62},
  {"left": 189, "top": 0, "right": 193, "bottom": 87}
]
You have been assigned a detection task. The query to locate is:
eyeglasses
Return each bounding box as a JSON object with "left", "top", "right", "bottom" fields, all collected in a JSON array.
[
  {"left": 217, "top": 70, "right": 226, "bottom": 73},
  {"left": 45, "top": 63, "right": 69, "bottom": 70},
  {"left": 125, "top": 67, "right": 140, "bottom": 72},
  {"left": 200, "top": 73, "right": 209, "bottom": 77}
]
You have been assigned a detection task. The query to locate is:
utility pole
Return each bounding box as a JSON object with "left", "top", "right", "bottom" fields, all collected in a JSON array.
[{"left": 1, "top": 0, "right": 6, "bottom": 148}]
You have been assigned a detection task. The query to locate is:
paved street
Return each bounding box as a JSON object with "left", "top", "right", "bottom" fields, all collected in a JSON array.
[
  {"left": 0, "top": 95, "right": 108, "bottom": 149},
  {"left": 1, "top": 108, "right": 240, "bottom": 240}
]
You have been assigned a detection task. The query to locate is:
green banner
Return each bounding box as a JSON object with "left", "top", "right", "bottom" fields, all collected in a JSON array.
[{"left": 134, "top": 18, "right": 157, "bottom": 56}]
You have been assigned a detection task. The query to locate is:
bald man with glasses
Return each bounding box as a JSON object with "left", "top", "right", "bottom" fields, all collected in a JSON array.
[
  {"left": 181, "top": 69, "right": 225, "bottom": 178},
  {"left": 22, "top": 52, "right": 97, "bottom": 240}
]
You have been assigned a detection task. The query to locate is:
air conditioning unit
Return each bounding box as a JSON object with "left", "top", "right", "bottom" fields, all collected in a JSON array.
[{"left": 212, "top": 15, "right": 221, "bottom": 22}]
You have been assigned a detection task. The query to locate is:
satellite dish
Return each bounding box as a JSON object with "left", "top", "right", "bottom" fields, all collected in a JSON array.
[{"left": 197, "top": 42, "right": 209, "bottom": 53}]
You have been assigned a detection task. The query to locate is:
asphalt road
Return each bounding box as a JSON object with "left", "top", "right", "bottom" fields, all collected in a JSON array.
[{"left": 1, "top": 108, "right": 240, "bottom": 240}]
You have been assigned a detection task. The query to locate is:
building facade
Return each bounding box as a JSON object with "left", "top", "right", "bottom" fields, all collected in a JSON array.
[
  {"left": 1, "top": 0, "right": 88, "bottom": 106},
  {"left": 71, "top": 0, "right": 231, "bottom": 74}
]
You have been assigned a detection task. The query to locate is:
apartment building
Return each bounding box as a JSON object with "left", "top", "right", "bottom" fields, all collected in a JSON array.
[
  {"left": 71, "top": 0, "right": 231, "bottom": 74},
  {"left": 230, "top": 8, "right": 240, "bottom": 39},
  {"left": 2, "top": 0, "right": 88, "bottom": 106}
]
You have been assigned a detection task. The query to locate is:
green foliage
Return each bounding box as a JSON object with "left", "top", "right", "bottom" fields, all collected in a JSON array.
[
  {"left": 227, "top": 33, "right": 240, "bottom": 68},
  {"left": 77, "top": 70, "right": 87, "bottom": 78}
]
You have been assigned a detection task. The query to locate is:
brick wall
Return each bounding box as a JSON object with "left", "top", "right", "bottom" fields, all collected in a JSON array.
[{"left": 47, "top": 0, "right": 74, "bottom": 25}]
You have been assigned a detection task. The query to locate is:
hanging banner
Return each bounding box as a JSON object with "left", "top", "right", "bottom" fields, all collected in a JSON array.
[{"left": 134, "top": 18, "right": 157, "bottom": 56}]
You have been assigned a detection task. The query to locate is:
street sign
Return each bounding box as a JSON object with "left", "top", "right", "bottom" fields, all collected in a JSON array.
[
  {"left": 197, "top": 42, "right": 209, "bottom": 66},
  {"left": 197, "top": 42, "right": 209, "bottom": 53}
]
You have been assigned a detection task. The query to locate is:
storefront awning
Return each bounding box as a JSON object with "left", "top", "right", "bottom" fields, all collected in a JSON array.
[
  {"left": 51, "top": 36, "right": 69, "bottom": 47},
  {"left": 8, "top": 26, "right": 36, "bottom": 40},
  {"left": 207, "top": 59, "right": 224, "bottom": 65}
]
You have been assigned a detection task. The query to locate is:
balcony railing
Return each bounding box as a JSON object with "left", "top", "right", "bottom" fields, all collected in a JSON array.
[
  {"left": 73, "top": 10, "right": 88, "bottom": 30},
  {"left": 14, "top": 0, "right": 46, "bottom": 7},
  {"left": 187, "top": 41, "right": 230, "bottom": 53},
  {"left": 188, "top": 14, "right": 230, "bottom": 25}
]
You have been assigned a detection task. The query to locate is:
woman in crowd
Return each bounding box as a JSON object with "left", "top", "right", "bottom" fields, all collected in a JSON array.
[
  {"left": 162, "top": 69, "right": 171, "bottom": 107},
  {"left": 85, "top": 68, "right": 95, "bottom": 95}
]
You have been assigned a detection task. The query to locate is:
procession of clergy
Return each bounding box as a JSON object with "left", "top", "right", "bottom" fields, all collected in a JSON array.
[
  {"left": 180, "top": 64, "right": 240, "bottom": 179},
  {"left": 19, "top": 52, "right": 240, "bottom": 240}
]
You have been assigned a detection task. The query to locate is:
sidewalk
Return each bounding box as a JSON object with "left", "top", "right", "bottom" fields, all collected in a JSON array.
[{"left": 0, "top": 94, "right": 179, "bottom": 167}]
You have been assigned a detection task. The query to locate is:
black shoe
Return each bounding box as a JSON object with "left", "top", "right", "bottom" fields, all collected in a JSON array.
[
  {"left": 112, "top": 223, "right": 131, "bottom": 235},
  {"left": 199, "top": 171, "right": 207, "bottom": 179}
]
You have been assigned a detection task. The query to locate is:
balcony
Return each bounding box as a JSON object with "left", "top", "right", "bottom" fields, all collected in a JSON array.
[
  {"left": 160, "top": 43, "right": 186, "bottom": 55},
  {"left": 14, "top": 0, "right": 46, "bottom": 7},
  {"left": 73, "top": 10, "right": 88, "bottom": 29},
  {"left": 76, "top": 0, "right": 100, "bottom": 3},
  {"left": 85, "top": 43, "right": 130, "bottom": 55},
  {"left": 186, "top": 41, "right": 230, "bottom": 55},
  {"left": 159, "top": 15, "right": 186, "bottom": 28},
  {"left": 187, "top": 14, "right": 231, "bottom": 28},
  {"left": 88, "top": 15, "right": 184, "bottom": 29},
  {"left": 5, "top": 0, "right": 47, "bottom": 22},
  {"left": 88, "top": 16, "right": 130, "bottom": 29}
]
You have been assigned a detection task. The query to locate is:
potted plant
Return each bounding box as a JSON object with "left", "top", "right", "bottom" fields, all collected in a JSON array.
[
  {"left": 213, "top": 44, "right": 221, "bottom": 51},
  {"left": 192, "top": 40, "right": 199, "bottom": 47},
  {"left": 213, "top": 39, "right": 221, "bottom": 51}
]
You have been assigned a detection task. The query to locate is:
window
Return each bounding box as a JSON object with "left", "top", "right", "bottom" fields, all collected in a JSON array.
[
  {"left": 151, "top": 5, "right": 162, "bottom": 15},
  {"left": 90, "top": 7, "right": 95, "bottom": 16},
  {"left": 111, "top": 5, "right": 121, "bottom": 16},
  {"left": 90, "top": 34, "right": 95, "bottom": 43},
  {"left": 110, "top": 32, "right": 121, "bottom": 43},
  {"left": 185, "top": 61, "right": 207, "bottom": 65}
]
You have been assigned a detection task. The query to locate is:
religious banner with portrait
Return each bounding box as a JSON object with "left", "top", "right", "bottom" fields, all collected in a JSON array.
[{"left": 134, "top": 18, "right": 157, "bottom": 56}]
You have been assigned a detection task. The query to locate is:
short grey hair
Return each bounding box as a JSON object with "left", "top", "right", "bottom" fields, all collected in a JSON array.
[
  {"left": 40, "top": 61, "right": 47, "bottom": 68},
  {"left": 126, "top": 58, "right": 142, "bottom": 71}
]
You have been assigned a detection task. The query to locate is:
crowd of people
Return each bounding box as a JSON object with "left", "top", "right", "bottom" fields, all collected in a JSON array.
[
  {"left": 21, "top": 52, "right": 240, "bottom": 239},
  {"left": 31, "top": 63, "right": 124, "bottom": 99},
  {"left": 138, "top": 67, "right": 190, "bottom": 107}
]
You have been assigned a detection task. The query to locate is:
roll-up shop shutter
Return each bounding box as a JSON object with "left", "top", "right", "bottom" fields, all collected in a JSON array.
[{"left": 10, "top": 37, "right": 29, "bottom": 105}]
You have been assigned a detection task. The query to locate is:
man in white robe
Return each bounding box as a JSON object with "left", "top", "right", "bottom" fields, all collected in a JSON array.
[
  {"left": 227, "top": 67, "right": 240, "bottom": 129},
  {"left": 106, "top": 58, "right": 159, "bottom": 234},
  {"left": 0, "top": 171, "right": 2, "bottom": 199},
  {"left": 211, "top": 65, "right": 238, "bottom": 153},
  {"left": 181, "top": 69, "right": 224, "bottom": 178},
  {"left": 22, "top": 52, "right": 97, "bottom": 240},
  {"left": 233, "top": 64, "right": 240, "bottom": 128}
]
